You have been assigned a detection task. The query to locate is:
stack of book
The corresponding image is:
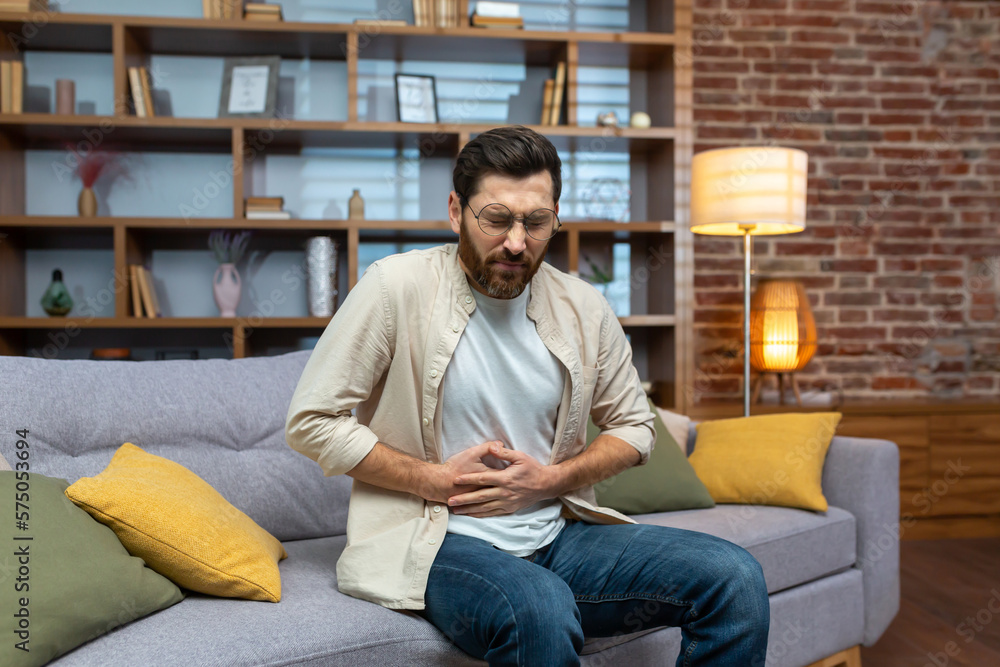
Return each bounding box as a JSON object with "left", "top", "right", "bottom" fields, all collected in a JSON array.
[
  {"left": 244, "top": 3, "right": 283, "bottom": 21},
  {"left": 129, "top": 265, "right": 162, "bottom": 318},
  {"left": 540, "top": 62, "right": 566, "bottom": 126},
  {"left": 245, "top": 196, "right": 291, "bottom": 219},
  {"left": 470, "top": 1, "right": 523, "bottom": 29},
  {"left": 0, "top": 0, "right": 48, "bottom": 11},
  {"left": 353, "top": 18, "right": 407, "bottom": 27},
  {"left": 127, "top": 66, "right": 155, "bottom": 118},
  {"left": 0, "top": 60, "right": 24, "bottom": 114},
  {"left": 412, "top": 0, "right": 461, "bottom": 28},
  {"left": 202, "top": 0, "right": 243, "bottom": 19}
]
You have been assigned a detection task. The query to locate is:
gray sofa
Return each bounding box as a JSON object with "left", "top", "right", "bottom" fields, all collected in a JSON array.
[{"left": 0, "top": 351, "right": 899, "bottom": 666}]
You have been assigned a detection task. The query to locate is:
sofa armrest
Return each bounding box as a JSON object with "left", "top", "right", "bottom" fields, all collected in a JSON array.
[{"left": 821, "top": 435, "right": 900, "bottom": 646}]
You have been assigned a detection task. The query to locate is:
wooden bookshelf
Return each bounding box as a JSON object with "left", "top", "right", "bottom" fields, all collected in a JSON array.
[{"left": 0, "top": 2, "right": 694, "bottom": 410}]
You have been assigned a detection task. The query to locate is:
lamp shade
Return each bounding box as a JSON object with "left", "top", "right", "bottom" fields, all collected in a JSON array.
[
  {"left": 690, "top": 146, "right": 808, "bottom": 236},
  {"left": 749, "top": 280, "right": 817, "bottom": 372}
]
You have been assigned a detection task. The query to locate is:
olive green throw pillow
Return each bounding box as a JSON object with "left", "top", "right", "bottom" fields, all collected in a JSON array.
[
  {"left": 589, "top": 401, "right": 716, "bottom": 515},
  {"left": 0, "top": 472, "right": 184, "bottom": 667}
]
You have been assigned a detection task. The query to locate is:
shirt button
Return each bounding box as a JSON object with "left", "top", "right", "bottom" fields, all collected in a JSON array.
[
  {"left": 465, "top": 296, "right": 473, "bottom": 304},
  {"left": 430, "top": 369, "right": 438, "bottom": 378},
  {"left": 422, "top": 417, "right": 430, "bottom": 426},
  {"left": 452, "top": 325, "right": 460, "bottom": 333},
  {"left": 433, "top": 505, "right": 442, "bottom": 513},
  {"left": 428, "top": 538, "right": 437, "bottom": 545}
]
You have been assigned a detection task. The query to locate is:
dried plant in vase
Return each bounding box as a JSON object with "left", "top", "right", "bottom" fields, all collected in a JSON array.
[
  {"left": 208, "top": 230, "right": 251, "bottom": 318},
  {"left": 69, "top": 149, "right": 131, "bottom": 216}
]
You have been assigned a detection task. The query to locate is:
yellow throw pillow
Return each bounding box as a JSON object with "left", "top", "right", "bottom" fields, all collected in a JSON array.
[
  {"left": 688, "top": 412, "right": 842, "bottom": 512},
  {"left": 66, "top": 443, "right": 287, "bottom": 602}
]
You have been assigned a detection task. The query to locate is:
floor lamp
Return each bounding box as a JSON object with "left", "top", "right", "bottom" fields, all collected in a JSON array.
[{"left": 690, "top": 147, "right": 809, "bottom": 417}]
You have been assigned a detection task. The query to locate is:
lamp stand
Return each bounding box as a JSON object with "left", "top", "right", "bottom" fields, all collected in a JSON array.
[
  {"left": 742, "top": 227, "right": 753, "bottom": 418},
  {"left": 751, "top": 372, "right": 803, "bottom": 406}
]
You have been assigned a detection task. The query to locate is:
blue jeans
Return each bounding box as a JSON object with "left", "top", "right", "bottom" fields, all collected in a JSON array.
[{"left": 420, "top": 521, "right": 770, "bottom": 666}]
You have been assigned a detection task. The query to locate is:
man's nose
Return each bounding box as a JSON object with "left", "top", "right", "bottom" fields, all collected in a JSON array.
[{"left": 503, "top": 220, "right": 528, "bottom": 254}]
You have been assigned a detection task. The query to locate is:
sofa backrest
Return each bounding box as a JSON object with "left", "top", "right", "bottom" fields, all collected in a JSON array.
[{"left": 0, "top": 350, "right": 352, "bottom": 541}]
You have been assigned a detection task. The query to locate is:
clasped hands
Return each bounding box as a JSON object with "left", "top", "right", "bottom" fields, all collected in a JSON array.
[{"left": 430, "top": 441, "right": 563, "bottom": 519}]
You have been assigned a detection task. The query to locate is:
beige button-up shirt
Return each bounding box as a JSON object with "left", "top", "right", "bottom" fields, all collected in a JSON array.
[{"left": 285, "top": 244, "right": 655, "bottom": 610}]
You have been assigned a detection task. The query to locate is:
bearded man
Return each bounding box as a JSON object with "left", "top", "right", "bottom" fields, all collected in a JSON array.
[{"left": 286, "top": 125, "right": 769, "bottom": 666}]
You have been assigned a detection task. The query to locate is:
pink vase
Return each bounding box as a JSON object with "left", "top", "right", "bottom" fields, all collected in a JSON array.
[{"left": 213, "top": 263, "right": 241, "bottom": 317}]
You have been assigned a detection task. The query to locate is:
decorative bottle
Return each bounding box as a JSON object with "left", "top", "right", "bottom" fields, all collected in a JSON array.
[
  {"left": 41, "top": 268, "right": 74, "bottom": 316},
  {"left": 348, "top": 189, "right": 365, "bottom": 220}
]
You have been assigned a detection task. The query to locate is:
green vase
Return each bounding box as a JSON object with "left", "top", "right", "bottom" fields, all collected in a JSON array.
[{"left": 41, "top": 268, "right": 73, "bottom": 316}]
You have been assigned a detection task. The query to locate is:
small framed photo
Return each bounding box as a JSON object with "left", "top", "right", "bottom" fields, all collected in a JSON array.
[
  {"left": 395, "top": 73, "right": 438, "bottom": 123},
  {"left": 219, "top": 56, "right": 281, "bottom": 118}
]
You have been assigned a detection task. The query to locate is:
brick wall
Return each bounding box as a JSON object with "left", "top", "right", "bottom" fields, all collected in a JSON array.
[{"left": 689, "top": 0, "right": 1000, "bottom": 404}]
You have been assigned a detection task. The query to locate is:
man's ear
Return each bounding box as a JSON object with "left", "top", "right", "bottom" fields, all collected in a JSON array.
[{"left": 448, "top": 191, "right": 463, "bottom": 235}]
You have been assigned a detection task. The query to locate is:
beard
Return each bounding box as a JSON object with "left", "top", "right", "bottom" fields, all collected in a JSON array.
[{"left": 458, "top": 220, "right": 547, "bottom": 299}]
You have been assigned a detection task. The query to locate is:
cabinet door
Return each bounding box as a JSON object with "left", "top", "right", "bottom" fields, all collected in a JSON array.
[{"left": 927, "top": 414, "right": 1000, "bottom": 517}]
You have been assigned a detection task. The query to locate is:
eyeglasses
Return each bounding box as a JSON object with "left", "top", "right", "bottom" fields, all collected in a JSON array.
[{"left": 464, "top": 201, "right": 561, "bottom": 241}]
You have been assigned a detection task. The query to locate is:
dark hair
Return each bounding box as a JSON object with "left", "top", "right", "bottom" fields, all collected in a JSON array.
[{"left": 453, "top": 125, "right": 562, "bottom": 205}]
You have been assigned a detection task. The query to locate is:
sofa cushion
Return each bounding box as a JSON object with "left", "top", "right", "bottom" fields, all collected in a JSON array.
[
  {"left": 589, "top": 399, "right": 715, "bottom": 514},
  {"left": 0, "top": 352, "right": 353, "bottom": 541},
  {"left": 52, "top": 535, "right": 484, "bottom": 667},
  {"left": 634, "top": 504, "right": 857, "bottom": 594},
  {"left": 689, "top": 412, "right": 842, "bottom": 511},
  {"left": 49, "top": 533, "right": 679, "bottom": 667},
  {"left": 67, "top": 443, "right": 287, "bottom": 602},
  {"left": 0, "top": 473, "right": 183, "bottom": 667},
  {"left": 654, "top": 406, "right": 690, "bottom": 453}
]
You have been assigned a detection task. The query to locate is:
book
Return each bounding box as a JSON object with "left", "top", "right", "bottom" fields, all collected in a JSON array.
[
  {"left": 133, "top": 265, "right": 157, "bottom": 318},
  {"left": 140, "top": 66, "right": 155, "bottom": 118},
  {"left": 412, "top": 0, "right": 428, "bottom": 27},
  {"left": 129, "top": 265, "right": 145, "bottom": 317},
  {"left": 142, "top": 267, "right": 162, "bottom": 318},
  {"left": 435, "top": 0, "right": 450, "bottom": 28},
  {"left": 128, "top": 66, "right": 146, "bottom": 117},
  {"left": 244, "top": 2, "right": 282, "bottom": 12},
  {"left": 210, "top": 0, "right": 242, "bottom": 19},
  {"left": 549, "top": 61, "right": 565, "bottom": 126},
  {"left": 245, "top": 210, "right": 292, "bottom": 219},
  {"left": 474, "top": 1, "right": 519, "bottom": 18},
  {"left": 245, "top": 196, "right": 284, "bottom": 210},
  {"left": 353, "top": 19, "right": 408, "bottom": 26},
  {"left": 245, "top": 2, "right": 282, "bottom": 19},
  {"left": 0, "top": 61, "right": 10, "bottom": 114},
  {"left": 470, "top": 14, "right": 523, "bottom": 27},
  {"left": 10, "top": 60, "right": 22, "bottom": 113},
  {"left": 0, "top": 0, "right": 48, "bottom": 10},
  {"left": 540, "top": 78, "right": 553, "bottom": 126}
]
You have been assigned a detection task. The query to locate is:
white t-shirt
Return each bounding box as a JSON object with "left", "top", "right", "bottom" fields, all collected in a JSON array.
[{"left": 440, "top": 283, "right": 567, "bottom": 556}]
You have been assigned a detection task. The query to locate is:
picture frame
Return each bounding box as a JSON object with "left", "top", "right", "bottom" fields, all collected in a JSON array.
[
  {"left": 394, "top": 73, "right": 438, "bottom": 123},
  {"left": 218, "top": 56, "right": 281, "bottom": 118}
]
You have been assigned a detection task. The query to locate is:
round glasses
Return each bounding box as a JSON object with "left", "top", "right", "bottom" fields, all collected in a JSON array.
[{"left": 465, "top": 201, "right": 561, "bottom": 241}]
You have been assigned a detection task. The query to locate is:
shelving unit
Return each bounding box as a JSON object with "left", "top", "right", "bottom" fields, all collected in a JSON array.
[{"left": 0, "top": 2, "right": 693, "bottom": 410}]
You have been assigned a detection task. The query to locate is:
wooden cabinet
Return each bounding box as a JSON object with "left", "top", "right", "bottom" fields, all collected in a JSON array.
[
  {"left": 688, "top": 400, "right": 1000, "bottom": 539},
  {"left": 0, "top": 3, "right": 695, "bottom": 410}
]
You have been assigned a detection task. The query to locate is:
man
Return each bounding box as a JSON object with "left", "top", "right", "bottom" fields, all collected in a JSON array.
[{"left": 285, "top": 125, "right": 769, "bottom": 666}]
